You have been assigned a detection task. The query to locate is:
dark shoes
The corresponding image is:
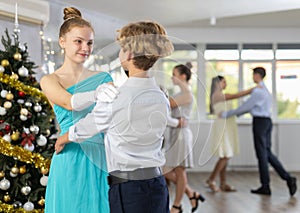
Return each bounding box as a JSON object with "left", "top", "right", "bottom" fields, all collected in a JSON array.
[
  {"left": 171, "top": 204, "right": 183, "bottom": 213},
  {"left": 189, "top": 192, "right": 205, "bottom": 212},
  {"left": 287, "top": 176, "right": 297, "bottom": 196},
  {"left": 251, "top": 177, "right": 297, "bottom": 196},
  {"left": 251, "top": 186, "right": 271, "bottom": 195}
]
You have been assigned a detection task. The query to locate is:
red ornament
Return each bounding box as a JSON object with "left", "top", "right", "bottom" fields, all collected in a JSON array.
[
  {"left": 4, "top": 124, "right": 10, "bottom": 132},
  {"left": 0, "top": 120, "right": 4, "bottom": 124},
  {"left": 18, "top": 91, "right": 25, "bottom": 98}
]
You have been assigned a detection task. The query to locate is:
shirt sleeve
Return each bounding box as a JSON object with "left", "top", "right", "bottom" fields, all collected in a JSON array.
[
  {"left": 69, "top": 101, "right": 113, "bottom": 143},
  {"left": 167, "top": 116, "right": 179, "bottom": 127},
  {"left": 222, "top": 89, "right": 260, "bottom": 118}
]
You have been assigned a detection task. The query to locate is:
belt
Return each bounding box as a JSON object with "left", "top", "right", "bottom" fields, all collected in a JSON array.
[
  {"left": 108, "top": 167, "right": 162, "bottom": 186},
  {"left": 253, "top": 116, "right": 270, "bottom": 119}
]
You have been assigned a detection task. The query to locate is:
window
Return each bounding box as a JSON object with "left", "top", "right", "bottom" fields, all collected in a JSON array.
[
  {"left": 204, "top": 50, "right": 239, "bottom": 60},
  {"left": 276, "top": 50, "right": 300, "bottom": 60},
  {"left": 242, "top": 62, "right": 272, "bottom": 92},
  {"left": 166, "top": 42, "right": 300, "bottom": 121},
  {"left": 241, "top": 50, "right": 274, "bottom": 60},
  {"left": 205, "top": 44, "right": 239, "bottom": 60},
  {"left": 241, "top": 43, "right": 274, "bottom": 60},
  {"left": 276, "top": 61, "right": 300, "bottom": 119},
  {"left": 276, "top": 44, "right": 300, "bottom": 60}
]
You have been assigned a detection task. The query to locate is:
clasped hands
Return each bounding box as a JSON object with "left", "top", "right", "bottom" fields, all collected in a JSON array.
[
  {"left": 177, "top": 117, "right": 188, "bottom": 128},
  {"left": 55, "top": 83, "right": 119, "bottom": 154}
]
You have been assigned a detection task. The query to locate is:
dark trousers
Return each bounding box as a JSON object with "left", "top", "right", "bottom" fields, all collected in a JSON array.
[
  {"left": 109, "top": 175, "right": 169, "bottom": 213},
  {"left": 252, "top": 117, "right": 290, "bottom": 186}
]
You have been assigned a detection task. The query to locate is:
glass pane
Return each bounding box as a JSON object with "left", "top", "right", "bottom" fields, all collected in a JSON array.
[
  {"left": 165, "top": 50, "right": 198, "bottom": 60},
  {"left": 242, "top": 63, "right": 272, "bottom": 91},
  {"left": 242, "top": 63, "right": 272, "bottom": 118},
  {"left": 276, "top": 61, "right": 300, "bottom": 119},
  {"left": 205, "top": 61, "right": 239, "bottom": 117},
  {"left": 276, "top": 50, "right": 300, "bottom": 60},
  {"left": 204, "top": 50, "right": 239, "bottom": 60},
  {"left": 241, "top": 50, "right": 274, "bottom": 60}
]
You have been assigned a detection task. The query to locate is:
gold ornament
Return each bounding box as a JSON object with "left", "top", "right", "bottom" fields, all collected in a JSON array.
[
  {"left": 11, "top": 132, "right": 20, "bottom": 141},
  {"left": 3, "top": 193, "right": 10, "bottom": 202},
  {"left": 10, "top": 73, "right": 19, "bottom": 80},
  {"left": 38, "top": 197, "right": 45, "bottom": 206},
  {"left": 0, "top": 171, "right": 5, "bottom": 178},
  {"left": 3, "top": 101, "right": 12, "bottom": 109},
  {"left": 41, "top": 167, "right": 49, "bottom": 175},
  {"left": 1, "top": 59, "right": 9, "bottom": 67},
  {"left": 20, "top": 108, "right": 28, "bottom": 116},
  {"left": 19, "top": 166, "right": 26, "bottom": 174},
  {"left": 13, "top": 52, "right": 22, "bottom": 61},
  {"left": 46, "top": 129, "right": 51, "bottom": 136},
  {"left": 11, "top": 165, "right": 19, "bottom": 174},
  {"left": 5, "top": 93, "right": 14, "bottom": 100}
]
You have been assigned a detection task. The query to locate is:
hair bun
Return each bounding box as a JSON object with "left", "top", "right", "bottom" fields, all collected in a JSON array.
[
  {"left": 185, "top": 62, "right": 192, "bottom": 69},
  {"left": 63, "top": 7, "right": 82, "bottom": 21}
]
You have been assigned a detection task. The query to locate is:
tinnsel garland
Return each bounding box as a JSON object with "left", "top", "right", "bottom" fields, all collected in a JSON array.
[
  {"left": 0, "top": 201, "right": 43, "bottom": 213},
  {"left": 0, "top": 72, "right": 49, "bottom": 104},
  {"left": 0, "top": 137, "right": 50, "bottom": 171}
]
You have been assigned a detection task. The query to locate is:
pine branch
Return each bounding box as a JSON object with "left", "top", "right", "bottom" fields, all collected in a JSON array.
[{"left": 1, "top": 29, "right": 12, "bottom": 50}]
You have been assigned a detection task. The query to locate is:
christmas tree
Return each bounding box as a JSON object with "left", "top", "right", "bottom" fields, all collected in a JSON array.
[{"left": 0, "top": 29, "right": 56, "bottom": 212}]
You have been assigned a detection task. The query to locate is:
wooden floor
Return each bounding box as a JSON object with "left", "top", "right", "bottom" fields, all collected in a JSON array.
[{"left": 168, "top": 171, "right": 300, "bottom": 213}]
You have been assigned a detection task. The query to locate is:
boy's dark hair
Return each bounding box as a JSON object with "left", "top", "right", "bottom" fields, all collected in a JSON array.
[{"left": 253, "top": 67, "right": 266, "bottom": 79}]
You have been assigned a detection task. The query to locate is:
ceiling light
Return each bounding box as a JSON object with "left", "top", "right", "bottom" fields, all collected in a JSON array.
[{"left": 210, "top": 16, "right": 216, "bottom": 26}]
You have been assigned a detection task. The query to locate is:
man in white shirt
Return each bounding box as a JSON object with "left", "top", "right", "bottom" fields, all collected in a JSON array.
[{"left": 55, "top": 21, "right": 175, "bottom": 213}]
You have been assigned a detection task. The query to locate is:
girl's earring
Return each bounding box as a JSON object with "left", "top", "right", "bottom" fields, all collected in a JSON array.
[{"left": 61, "top": 48, "right": 65, "bottom": 55}]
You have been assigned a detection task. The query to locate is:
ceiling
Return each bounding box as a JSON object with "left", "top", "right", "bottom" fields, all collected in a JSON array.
[{"left": 46, "top": 0, "right": 300, "bottom": 28}]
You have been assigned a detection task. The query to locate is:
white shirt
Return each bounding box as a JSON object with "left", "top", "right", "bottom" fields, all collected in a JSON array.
[{"left": 69, "top": 77, "right": 169, "bottom": 173}]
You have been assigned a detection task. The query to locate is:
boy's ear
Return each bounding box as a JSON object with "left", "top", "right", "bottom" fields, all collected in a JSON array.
[{"left": 128, "top": 52, "right": 133, "bottom": 61}]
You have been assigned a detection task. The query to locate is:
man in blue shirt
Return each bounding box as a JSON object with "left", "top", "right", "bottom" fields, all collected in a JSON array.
[{"left": 221, "top": 67, "right": 297, "bottom": 196}]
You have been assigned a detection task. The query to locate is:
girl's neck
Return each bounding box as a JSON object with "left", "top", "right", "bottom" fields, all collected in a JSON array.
[
  {"left": 60, "top": 60, "right": 85, "bottom": 78},
  {"left": 178, "top": 81, "right": 190, "bottom": 92}
]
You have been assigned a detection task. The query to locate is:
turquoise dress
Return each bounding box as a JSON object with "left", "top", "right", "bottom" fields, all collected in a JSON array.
[{"left": 45, "top": 72, "right": 112, "bottom": 213}]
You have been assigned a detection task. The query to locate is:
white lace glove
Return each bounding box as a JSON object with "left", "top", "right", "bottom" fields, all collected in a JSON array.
[{"left": 71, "top": 84, "right": 119, "bottom": 111}]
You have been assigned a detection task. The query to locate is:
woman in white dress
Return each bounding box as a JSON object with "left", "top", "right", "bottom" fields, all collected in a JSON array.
[
  {"left": 207, "top": 75, "right": 256, "bottom": 192},
  {"left": 164, "top": 63, "right": 205, "bottom": 213}
]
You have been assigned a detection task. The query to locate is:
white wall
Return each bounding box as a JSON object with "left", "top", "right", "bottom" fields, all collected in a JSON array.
[{"left": 44, "top": 2, "right": 126, "bottom": 48}]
